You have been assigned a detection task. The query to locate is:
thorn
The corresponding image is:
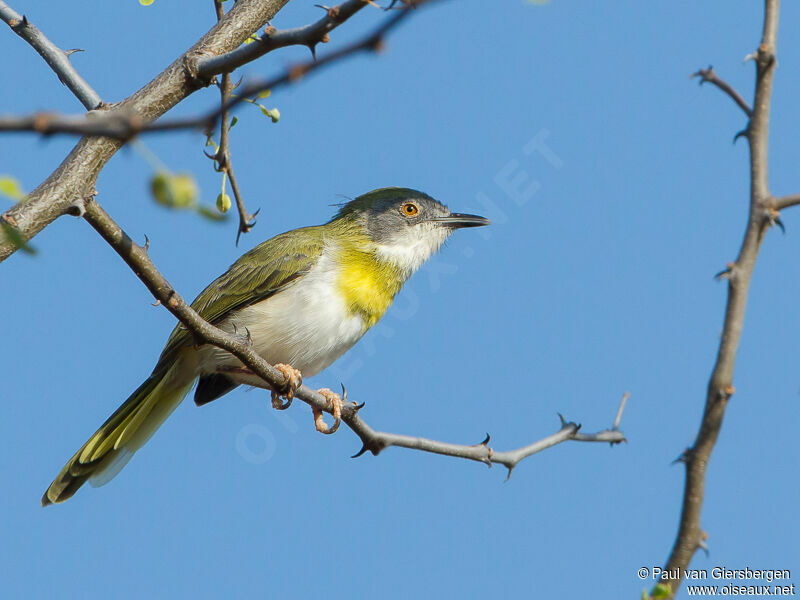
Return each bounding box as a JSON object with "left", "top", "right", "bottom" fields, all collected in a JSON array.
[
  {"left": 64, "top": 48, "right": 84, "bottom": 57},
  {"left": 143, "top": 234, "right": 150, "bottom": 252},
  {"left": 557, "top": 412, "right": 567, "bottom": 427},
  {"left": 691, "top": 65, "right": 713, "bottom": 84},
  {"left": 244, "top": 326, "right": 252, "bottom": 344},
  {"left": 744, "top": 51, "right": 757, "bottom": 63},
  {"left": 698, "top": 531, "right": 710, "bottom": 556},
  {"left": 152, "top": 299, "right": 161, "bottom": 307},
  {"left": 21, "top": 15, "right": 28, "bottom": 27},
  {"left": 340, "top": 383, "right": 348, "bottom": 403},
  {"left": 714, "top": 262, "right": 735, "bottom": 280},
  {"left": 478, "top": 432, "right": 491, "bottom": 446},
  {"left": 733, "top": 128, "right": 748, "bottom": 144},
  {"left": 353, "top": 401, "right": 366, "bottom": 412},
  {"left": 351, "top": 444, "right": 369, "bottom": 459},
  {"left": 308, "top": 43, "right": 317, "bottom": 60},
  {"left": 672, "top": 448, "right": 690, "bottom": 465},
  {"left": 504, "top": 465, "right": 514, "bottom": 482},
  {"left": 766, "top": 207, "right": 784, "bottom": 233}
]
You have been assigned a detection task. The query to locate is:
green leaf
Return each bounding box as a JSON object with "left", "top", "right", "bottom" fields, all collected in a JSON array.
[
  {"left": 229, "top": 116, "right": 238, "bottom": 128},
  {"left": 1, "top": 220, "right": 36, "bottom": 255},
  {"left": 257, "top": 90, "right": 271, "bottom": 99},
  {"left": 0, "top": 176, "right": 25, "bottom": 201},
  {"left": 243, "top": 33, "right": 259, "bottom": 45},
  {"left": 139, "top": 0, "right": 155, "bottom": 5},
  {"left": 196, "top": 205, "right": 228, "bottom": 221},
  {"left": 216, "top": 193, "right": 232, "bottom": 213},
  {"left": 259, "top": 106, "right": 280, "bottom": 123}
]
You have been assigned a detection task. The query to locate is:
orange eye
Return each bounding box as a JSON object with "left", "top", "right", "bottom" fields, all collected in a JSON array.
[{"left": 401, "top": 202, "right": 420, "bottom": 217}]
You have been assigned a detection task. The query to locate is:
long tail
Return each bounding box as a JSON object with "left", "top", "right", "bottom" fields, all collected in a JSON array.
[{"left": 42, "top": 361, "right": 194, "bottom": 506}]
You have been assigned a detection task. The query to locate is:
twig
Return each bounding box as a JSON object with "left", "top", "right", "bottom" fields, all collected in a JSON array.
[
  {"left": 0, "top": 1, "right": 101, "bottom": 110},
  {"left": 82, "top": 197, "right": 627, "bottom": 471},
  {"left": 196, "top": 0, "right": 373, "bottom": 77},
  {"left": 0, "top": 0, "right": 291, "bottom": 263},
  {"left": 773, "top": 193, "right": 800, "bottom": 210},
  {"left": 691, "top": 66, "right": 752, "bottom": 117},
  {"left": 0, "top": 1, "right": 428, "bottom": 138},
  {"left": 210, "top": 0, "right": 257, "bottom": 244},
  {"left": 655, "top": 1, "right": 780, "bottom": 598}
]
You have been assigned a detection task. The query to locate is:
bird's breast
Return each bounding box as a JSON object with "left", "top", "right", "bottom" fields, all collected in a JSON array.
[
  {"left": 205, "top": 251, "right": 368, "bottom": 378},
  {"left": 334, "top": 245, "right": 404, "bottom": 329}
]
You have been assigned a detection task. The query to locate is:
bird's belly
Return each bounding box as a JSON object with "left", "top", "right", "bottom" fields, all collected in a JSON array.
[{"left": 197, "top": 273, "right": 366, "bottom": 379}]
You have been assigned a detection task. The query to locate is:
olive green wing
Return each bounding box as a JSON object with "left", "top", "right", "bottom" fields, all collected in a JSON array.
[{"left": 154, "top": 226, "right": 324, "bottom": 372}]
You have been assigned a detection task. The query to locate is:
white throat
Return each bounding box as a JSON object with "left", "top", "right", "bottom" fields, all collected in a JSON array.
[{"left": 373, "top": 223, "right": 451, "bottom": 276}]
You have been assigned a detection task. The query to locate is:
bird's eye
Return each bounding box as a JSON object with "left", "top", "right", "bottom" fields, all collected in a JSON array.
[{"left": 401, "top": 202, "right": 420, "bottom": 218}]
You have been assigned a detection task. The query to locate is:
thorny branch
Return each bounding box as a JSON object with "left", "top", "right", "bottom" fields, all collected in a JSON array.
[
  {"left": 0, "top": 0, "right": 291, "bottom": 263},
  {"left": 691, "top": 66, "right": 752, "bottom": 117},
  {"left": 653, "top": 1, "right": 783, "bottom": 598},
  {"left": 0, "top": 1, "right": 101, "bottom": 110},
  {"left": 0, "top": 0, "right": 424, "bottom": 139},
  {"left": 196, "top": 0, "right": 372, "bottom": 77},
  {"left": 209, "top": 0, "right": 257, "bottom": 245},
  {"left": 82, "top": 197, "right": 627, "bottom": 473}
]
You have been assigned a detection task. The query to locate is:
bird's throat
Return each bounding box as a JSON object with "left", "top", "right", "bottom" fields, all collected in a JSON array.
[{"left": 335, "top": 242, "right": 406, "bottom": 330}]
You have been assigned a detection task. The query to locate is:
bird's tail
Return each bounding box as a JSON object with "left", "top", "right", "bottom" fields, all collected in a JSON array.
[{"left": 42, "top": 361, "right": 194, "bottom": 506}]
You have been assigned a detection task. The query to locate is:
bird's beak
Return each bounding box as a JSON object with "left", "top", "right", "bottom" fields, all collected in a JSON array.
[{"left": 430, "top": 213, "right": 491, "bottom": 228}]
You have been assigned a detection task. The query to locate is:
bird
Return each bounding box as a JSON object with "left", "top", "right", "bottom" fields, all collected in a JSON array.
[{"left": 42, "top": 187, "right": 489, "bottom": 505}]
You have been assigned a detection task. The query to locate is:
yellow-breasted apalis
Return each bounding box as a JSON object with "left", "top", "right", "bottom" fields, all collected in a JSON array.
[{"left": 42, "top": 187, "right": 489, "bottom": 505}]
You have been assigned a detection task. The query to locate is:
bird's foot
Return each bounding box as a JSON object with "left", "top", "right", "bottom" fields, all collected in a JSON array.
[
  {"left": 271, "top": 363, "right": 302, "bottom": 410},
  {"left": 313, "top": 387, "right": 343, "bottom": 434}
]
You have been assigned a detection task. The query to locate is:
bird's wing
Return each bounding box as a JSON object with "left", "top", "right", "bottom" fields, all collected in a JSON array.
[{"left": 154, "top": 226, "right": 325, "bottom": 372}]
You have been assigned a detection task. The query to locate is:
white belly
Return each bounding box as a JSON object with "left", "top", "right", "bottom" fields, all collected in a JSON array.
[{"left": 195, "top": 251, "right": 366, "bottom": 380}]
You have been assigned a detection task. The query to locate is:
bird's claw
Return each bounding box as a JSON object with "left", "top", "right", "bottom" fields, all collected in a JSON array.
[
  {"left": 271, "top": 363, "right": 302, "bottom": 410},
  {"left": 313, "top": 386, "right": 344, "bottom": 434}
]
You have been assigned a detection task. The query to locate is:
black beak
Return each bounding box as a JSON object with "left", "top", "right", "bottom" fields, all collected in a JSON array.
[{"left": 430, "top": 213, "right": 491, "bottom": 228}]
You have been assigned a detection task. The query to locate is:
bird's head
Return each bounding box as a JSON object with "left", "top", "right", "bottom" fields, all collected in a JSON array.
[{"left": 330, "top": 187, "right": 490, "bottom": 274}]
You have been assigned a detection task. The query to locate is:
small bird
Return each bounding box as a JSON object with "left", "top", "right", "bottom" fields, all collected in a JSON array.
[{"left": 42, "top": 187, "right": 489, "bottom": 505}]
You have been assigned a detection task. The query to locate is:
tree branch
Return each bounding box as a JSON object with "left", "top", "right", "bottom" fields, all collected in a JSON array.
[
  {"left": 196, "top": 0, "right": 372, "bottom": 78},
  {"left": 209, "top": 0, "right": 257, "bottom": 245},
  {"left": 81, "top": 197, "right": 626, "bottom": 473},
  {"left": 0, "top": 0, "right": 425, "bottom": 139},
  {"left": 0, "top": 0, "right": 290, "bottom": 263},
  {"left": 655, "top": 1, "right": 780, "bottom": 597},
  {"left": 773, "top": 193, "right": 800, "bottom": 210},
  {"left": 0, "top": 1, "right": 101, "bottom": 110},
  {"left": 691, "top": 66, "right": 752, "bottom": 117}
]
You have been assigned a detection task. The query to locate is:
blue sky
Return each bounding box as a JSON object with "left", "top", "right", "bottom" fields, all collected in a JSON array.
[{"left": 2, "top": 1, "right": 798, "bottom": 598}]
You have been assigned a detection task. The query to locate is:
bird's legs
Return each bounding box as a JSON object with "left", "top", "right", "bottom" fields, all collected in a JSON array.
[
  {"left": 313, "top": 387, "right": 343, "bottom": 434},
  {"left": 214, "top": 364, "right": 343, "bottom": 435},
  {"left": 215, "top": 363, "right": 302, "bottom": 410},
  {"left": 271, "top": 363, "right": 302, "bottom": 410}
]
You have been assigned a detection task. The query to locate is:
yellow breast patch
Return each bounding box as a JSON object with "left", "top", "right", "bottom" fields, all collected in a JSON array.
[{"left": 335, "top": 246, "right": 404, "bottom": 329}]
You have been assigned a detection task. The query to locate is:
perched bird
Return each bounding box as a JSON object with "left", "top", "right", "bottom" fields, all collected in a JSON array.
[{"left": 42, "top": 187, "right": 489, "bottom": 505}]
